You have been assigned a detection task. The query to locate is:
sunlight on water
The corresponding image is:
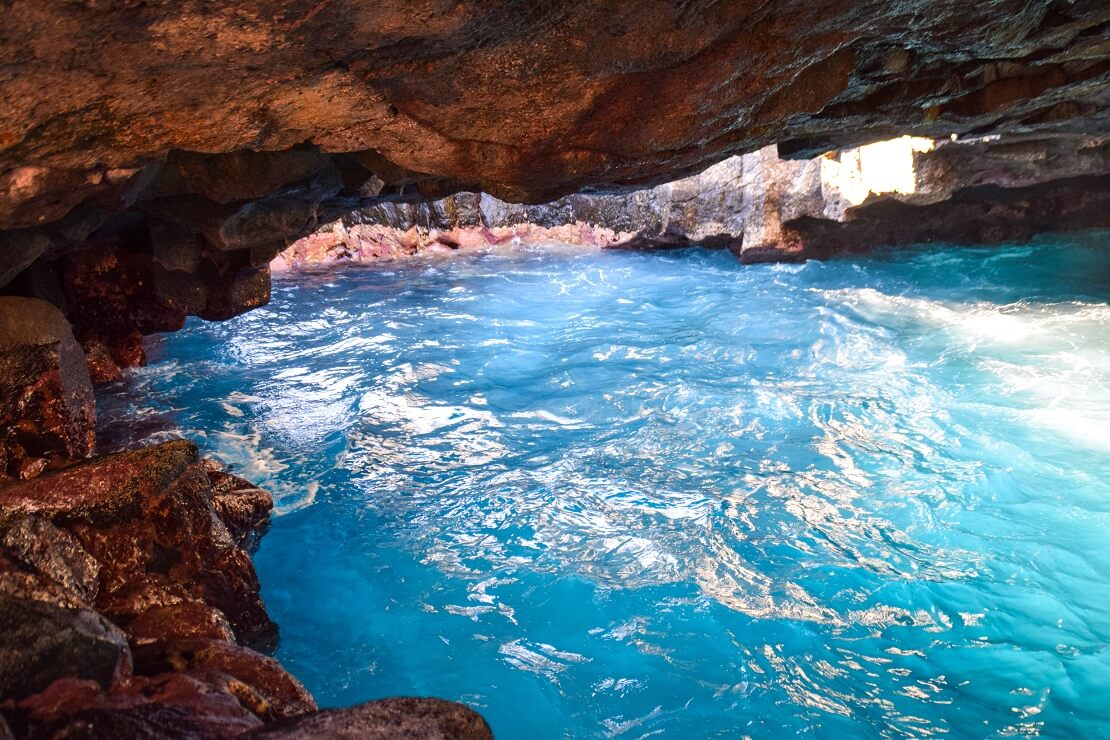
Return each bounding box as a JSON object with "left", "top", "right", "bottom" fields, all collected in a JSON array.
[{"left": 98, "top": 232, "right": 1110, "bottom": 738}]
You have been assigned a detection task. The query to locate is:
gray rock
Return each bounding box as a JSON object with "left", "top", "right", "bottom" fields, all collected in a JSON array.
[
  {"left": 0, "top": 231, "right": 50, "bottom": 289},
  {"left": 0, "top": 592, "right": 129, "bottom": 699}
]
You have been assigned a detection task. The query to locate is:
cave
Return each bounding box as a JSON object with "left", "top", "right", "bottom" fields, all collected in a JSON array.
[{"left": 1, "top": 2, "right": 1109, "bottom": 738}]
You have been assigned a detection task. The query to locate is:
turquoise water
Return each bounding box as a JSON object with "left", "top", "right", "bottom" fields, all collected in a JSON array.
[{"left": 98, "top": 234, "right": 1110, "bottom": 738}]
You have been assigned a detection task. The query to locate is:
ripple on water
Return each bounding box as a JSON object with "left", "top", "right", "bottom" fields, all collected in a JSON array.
[{"left": 97, "top": 233, "right": 1110, "bottom": 738}]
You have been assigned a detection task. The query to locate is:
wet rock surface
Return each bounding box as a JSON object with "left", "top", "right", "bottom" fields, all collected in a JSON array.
[
  {"left": 243, "top": 698, "right": 493, "bottom": 740},
  {"left": 0, "top": 441, "right": 484, "bottom": 738},
  {"left": 0, "top": 595, "right": 130, "bottom": 701}
]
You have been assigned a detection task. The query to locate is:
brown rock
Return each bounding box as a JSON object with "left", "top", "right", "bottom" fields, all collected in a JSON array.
[
  {"left": 204, "top": 461, "right": 274, "bottom": 550},
  {"left": 0, "top": 592, "right": 131, "bottom": 700},
  {"left": 126, "top": 601, "right": 237, "bottom": 643},
  {"left": 131, "top": 639, "right": 316, "bottom": 722},
  {"left": 0, "top": 297, "right": 94, "bottom": 479},
  {"left": 0, "top": 516, "right": 100, "bottom": 606},
  {"left": 199, "top": 266, "right": 273, "bottom": 323},
  {"left": 2, "top": 1, "right": 1109, "bottom": 219},
  {"left": 61, "top": 246, "right": 188, "bottom": 369},
  {"left": 12, "top": 674, "right": 263, "bottom": 739},
  {"left": 0, "top": 231, "right": 50, "bottom": 289},
  {"left": 0, "top": 441, "right": 277, "bottom": 645},
  {"left": 244, "top": 697, "right": 493, "bottom": 740},
  {"left": 142, "top": 149, "right": 338, "bottom": 205},
  {"left": 80, "top": 339, "right": 123, "bottom": 386}
]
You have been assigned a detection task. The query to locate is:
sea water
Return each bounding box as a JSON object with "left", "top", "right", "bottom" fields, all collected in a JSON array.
[{"left": 98, "top": 233, "right": 1110, "bottom": 738}]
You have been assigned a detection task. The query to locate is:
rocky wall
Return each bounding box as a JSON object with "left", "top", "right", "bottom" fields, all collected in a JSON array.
[
  {"left": 0, "top": 440, "right": 492, "bottom": 739},
  {"left": 277, "top": 134, "right": 1110, "bottom": 267}
]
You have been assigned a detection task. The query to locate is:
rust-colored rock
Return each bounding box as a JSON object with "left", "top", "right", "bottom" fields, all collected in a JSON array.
[
  {"left": 204, "top": 461, "right": 274, "bottom": 551},
  {"left": 126, "top": 601, "right": 238, "bottom": 644},
  {"left": 0, "top": 443, "right": 332, "bottom": 737},
  {"left": 2, "top": 1, "right": 1109, "bottom": 218},
  {"left": 131, "top": 639, "right": 316, "bottom": 722},
  {"left": 0, "top": 297, "right": 94, "bottom": 479},
  {"left": 8, "top": 674, "right": 264, "bottom": 739},
  {"left": 80, "top": 339, "right": 123, "bottom": 386},
  {"left": 0, "top": 441, "right": 275, "bottom": 644}
]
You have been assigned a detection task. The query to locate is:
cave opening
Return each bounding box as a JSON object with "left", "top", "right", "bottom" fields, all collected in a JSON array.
[
  {"left": 85, "top": 230, "right": 1110, "bottom": 737},
  {"left": 3, "top": 2, "right": 1110, "bottom": 737}
]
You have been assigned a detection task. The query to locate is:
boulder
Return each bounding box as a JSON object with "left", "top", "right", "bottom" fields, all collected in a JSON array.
[
  {"left": 0, "top": 593, "right": 130, "bottom": 700},
  {"left": 126, "top": 601, "right": 237, "bottom": 643},
  {"left": 80, "top": 339, "right": 123, "bottom": 386},
  {"left": 131, "top": 639, "right": 316, "bottom": 722},
  {"left": 0, "top": 516, "right": 100, "bottom": 606},
  {"left": 11, "top": 675, "right": 263, "bottom": 739},
  {"left": 0, "top": 297, "right": 94, "bottom": 479},
  {"left": 0, "top": 441, "right": 277, "bottom": 645},
  {"left": 204, "top": 461, "right": 274, "bottom": 551},
  {"left": 243, "top": 698, "right": 493, "bottom": 740},
  {"left": 0, "top": 231, "right": 50, "bottom": 290}
]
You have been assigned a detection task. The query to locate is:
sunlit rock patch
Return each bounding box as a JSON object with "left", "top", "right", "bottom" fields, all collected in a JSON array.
[{"left": 277, "top": 134, "right": 1110, "bottom": 267}]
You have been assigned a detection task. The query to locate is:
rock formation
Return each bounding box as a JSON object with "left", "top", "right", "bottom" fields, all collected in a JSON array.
[
  {"left": 0, "top": 441, "right": 491, "bottom": 739},
  {"left": 277, "top": 134, "right": 1110, "bottom": 266},
  {"left": 1, "top": 2, "right": 1109, "bottom": 736},
  {"left": 3, "top": 0, "right": 1109, "bottom": 210},
  {"left": 0, "top": 298, "right": 95, "bottom": 480},
  {"left": 0, "top": 1, "right": 1106, "bottom": 371}
]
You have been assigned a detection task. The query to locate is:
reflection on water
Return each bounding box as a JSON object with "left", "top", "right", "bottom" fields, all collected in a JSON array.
[{"left": 98, "top": 233, "right": 1110, "bottom": 738}]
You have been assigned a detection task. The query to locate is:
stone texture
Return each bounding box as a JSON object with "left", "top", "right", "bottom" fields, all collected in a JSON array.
[
  {"left": 789, "top": 174, "right": 1110, "bottom": 257},
  {"left": 0, "top": 231, "right": 50, "bottom": 289},
  {"left": 126, "top": 601, "right": 238, "bottom": 643},
  {"left": 279, "top": 134, "right": 1110, "bottom": 267},
  {"left": 0, "top": 516, "right": 100, "bottom": 607},
  {"left": 204, "top": 461, "right": 274, "bottom": 551},
  {"left": 0, "top": 443, "right": 334, "bottom": 738},
  {"left": 1, "top": 1, "right": 1109, "bottom": 221},
  {"left": 9, "top": 675, "right": 264, "bottom": 739},
  {"left": 80, "top": 339, "right": 123, "bottom": 386},
  {"left": 0, "top": 441, "right": 275, "bottom": 644},
  {"left": 130, "top": 639, "right": 316, "bottom": 722},
  {"left": 0, "top": 298, "right": 94, "bottom": 479},
  {"left": 244, "top": 698, "right": 493, "bottom": 740}
]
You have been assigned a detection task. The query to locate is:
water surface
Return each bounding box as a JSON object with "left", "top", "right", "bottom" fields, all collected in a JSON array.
[{"left": 99, "top": 234, "right": 1110, "bottom": 738}]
